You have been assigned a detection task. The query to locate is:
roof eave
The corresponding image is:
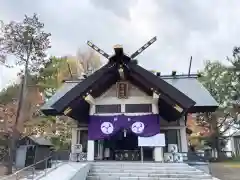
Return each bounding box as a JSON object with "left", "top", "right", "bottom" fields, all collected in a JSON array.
[{"left": 188, "top": 105, "right": 219, "bottom": 113}]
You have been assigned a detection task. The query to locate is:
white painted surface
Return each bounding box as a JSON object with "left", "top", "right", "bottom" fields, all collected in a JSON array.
[
  {"left": 15, "top": 146, "right": 27, "bottom": 168},
  {"left": 151, "top": 99, "right": 164, "bottom": 162},
  {"left": 180, "top": 127, "right": 188, "bottom": 152},
  {"left": 32, "top": 163, "right": 88, "bottom": 180},
  {"left": 87, "top": 140, "right": 94, "bottom": 161},
  {"left": 95, "top": 83, "right": 153, "bottom": 105},
  {"left": 71, "top": 127, "right": 77, "bottom": 147},
  {"left": 154, "top": 147, "right": 163, "bottom": 162}
]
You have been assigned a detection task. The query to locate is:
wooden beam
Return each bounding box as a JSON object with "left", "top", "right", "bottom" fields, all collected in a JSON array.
[
  {"left": 84, "top": 94, "right": 95, "bottom": 105},
  {"left": 173, "top": 104, "right": 183, "bottom": 113},
  {"left": 64, "top": 107, "right": 72, "bottom": 115},
  {"left": 153, "top": 92, "right": 160, "bottom": 99}
]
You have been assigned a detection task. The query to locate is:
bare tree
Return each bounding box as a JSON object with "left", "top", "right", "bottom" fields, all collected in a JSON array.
[
  {"left": 0, "top": 13, "right": 51, "bottom": 174},
  {"left": 76, "top": 49, "right": 102, "bottom": 75}
]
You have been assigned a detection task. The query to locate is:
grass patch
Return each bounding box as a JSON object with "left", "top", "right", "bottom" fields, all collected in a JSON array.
[
  {"left": 224, "top": 163, "right": 240, "bottom": 168},
  {"left": 222, "top": 159, "right": 240, "bottom": 168}
]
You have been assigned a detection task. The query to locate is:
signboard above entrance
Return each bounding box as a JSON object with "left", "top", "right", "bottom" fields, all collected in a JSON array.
[
  {"left": 116, "top": 81, "right": 128, "bottom": 99},
  {"left": 138, "top": 133, "right": 165, "bottom": 147}
]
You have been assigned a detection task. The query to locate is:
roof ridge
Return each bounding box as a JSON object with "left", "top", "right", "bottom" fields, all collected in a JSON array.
[{"left": 62, "top": 75, "right": 198, "bottom": 83}]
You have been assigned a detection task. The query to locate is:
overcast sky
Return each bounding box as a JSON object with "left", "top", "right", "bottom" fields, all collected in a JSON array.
[{"left": 1, "top": 0, "right": 240, "bottom": 89}]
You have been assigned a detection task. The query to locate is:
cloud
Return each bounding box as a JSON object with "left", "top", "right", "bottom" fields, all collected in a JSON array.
[
  {"left": 1, "top": 0, "right": 240, "bottom": 89},
  {"left": 89, "top": 0, "right": 138, "bottom": 20}
]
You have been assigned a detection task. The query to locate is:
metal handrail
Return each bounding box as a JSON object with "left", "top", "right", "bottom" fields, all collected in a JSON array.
[{"left": 0, "top": 155, "right": 61, "bottom": 180}]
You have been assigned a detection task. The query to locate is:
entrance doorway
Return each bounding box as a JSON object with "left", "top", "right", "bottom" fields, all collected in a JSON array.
[
  {"left": 103, "top": 129, "right": 139, "bottom": 161},
  {"left": 102, "top": 129, "right": 153, "bottom": 161}
]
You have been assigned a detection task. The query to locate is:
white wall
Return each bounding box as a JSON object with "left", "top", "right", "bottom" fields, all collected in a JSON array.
[
  {"left": 220, "top": 120, "right": 239, "bottom": 153},
  {"left": 95, "top": 83, "right": 154, "bottom": 106}
]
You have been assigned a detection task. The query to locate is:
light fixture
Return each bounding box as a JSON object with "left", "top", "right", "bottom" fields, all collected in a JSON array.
[
  {"left": 123, "top": 129, "right": 127, "bottom": 137},
  {"left": 118, "top": 67, "right": 124, "bottom": 79}
]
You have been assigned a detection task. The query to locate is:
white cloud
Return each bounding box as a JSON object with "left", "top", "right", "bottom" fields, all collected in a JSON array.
[{"left": 1, "top": 0, "right": 240, "bottom": 89}]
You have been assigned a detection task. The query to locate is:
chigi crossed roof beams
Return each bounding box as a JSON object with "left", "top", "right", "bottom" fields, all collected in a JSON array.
[{"left": 50, "top": 37, "right": 196, "bottom": 121}]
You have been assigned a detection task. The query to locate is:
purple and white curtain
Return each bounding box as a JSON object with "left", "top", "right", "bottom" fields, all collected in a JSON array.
[{"left": 88, "top": 114, "right": 160, "bottom": 140}]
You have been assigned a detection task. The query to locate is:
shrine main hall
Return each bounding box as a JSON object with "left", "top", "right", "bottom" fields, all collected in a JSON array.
[{"left": 41, "top": 40, "right": 218, "bottom": 162}]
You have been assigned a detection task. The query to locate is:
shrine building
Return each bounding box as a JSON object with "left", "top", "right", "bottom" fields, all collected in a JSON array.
[{"left": 41, "top": 38, "right": 218, "bottom": 162}]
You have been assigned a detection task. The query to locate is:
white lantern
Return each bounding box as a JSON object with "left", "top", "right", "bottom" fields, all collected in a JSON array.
[
  {"left": 168, "top": 144, "right": 178, "bottom": 153},
  {"left": 164, "top": 153, "right": 174, "bottom": 163},
  {"left": 71, "top": 144, "right": 82, "bottom": 153},
  {"left": 237, "top": 114, "right": 240, "bottom": 122},
  {"left": 173, "top": 153, "right": 183, "bottom": 163}
]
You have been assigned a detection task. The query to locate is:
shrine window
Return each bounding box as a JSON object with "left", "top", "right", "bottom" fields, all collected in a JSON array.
[
  {"left": 125, "top": 104, "right": 152, "bottom": 113},
  {"left": 95, "top": 104, "right": 121, "bottom": 113}
]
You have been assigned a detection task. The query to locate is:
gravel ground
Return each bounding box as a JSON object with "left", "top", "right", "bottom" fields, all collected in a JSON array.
[
  {"left": 0, "top": 164, "right": 7, "bottom": 176},
  {"left": 210, "top": 163, "right": 240, "bottom": 180}
]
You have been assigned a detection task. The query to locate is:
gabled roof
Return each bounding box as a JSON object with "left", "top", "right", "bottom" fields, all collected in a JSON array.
[
  {"left": 51, "top": 63, "right": 119, "bottom": 113},
  {"left": 20, "top": 136, "right": 53, "bottom": 146},
  {"left": 28, "top": 136, "right": 52, "bottom": 146},
  {"left": 41, "top": 82, "right": 80, "bottom": 115},
  {"left": 41, "top": 74, "right": 218, "bottom": 119},
  {"left": 40, "top": 44, "right": 217, "bottom": 121},
  {"left": 43, "top": 61, "right": 196, "bottom": 121},
  {"left": 163, "top": 76, "right": 218, "bottom": 112},
  {"left": 127, "top": 63, "right": 196, "bottom": 109}
]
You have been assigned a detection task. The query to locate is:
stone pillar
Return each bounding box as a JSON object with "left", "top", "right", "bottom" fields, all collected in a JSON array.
[
  {"left": 152, "top": 102, "right": 163, "bottom": 162},
  {"left": 154, "top": 147, "right": 163, "bottom": 162},
  {"left": 180, "top": 117, "right": 188, "bottom": 152},
  {"left": 87, "top": 140, "right": 95, "bottom": 161},
  {"left": 87, "top": 104, "right": 95, "bottom": 161},
  {"left": 180, "top": 128, "right": 188, "bottom": 152},
  {"left": 99, "top": 140, "right": 104, "bottom": 160},
  {"left": 71, "top": 127, "right": 77, "bottom": 147}
]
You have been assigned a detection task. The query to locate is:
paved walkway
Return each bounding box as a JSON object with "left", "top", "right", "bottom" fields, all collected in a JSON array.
[
  {"left": 210, "top": 163, "right": 240, "bottom": 180},
  {"left": 36, "top": 163, "right": 86, "bottom": 180},
  {"left": 0, "top": 161, "right": 63, "bottom": 180},
  {"left": 0, "top": 164, "right": 7, "bottom": 177}
]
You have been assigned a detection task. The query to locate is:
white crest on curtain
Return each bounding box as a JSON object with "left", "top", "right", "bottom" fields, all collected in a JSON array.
[
  {"left": 100, "top": 122, "right": 114, "bottom": 134},
  {"left": 131, "top": 122, "right": 145, "bottom": 134}
]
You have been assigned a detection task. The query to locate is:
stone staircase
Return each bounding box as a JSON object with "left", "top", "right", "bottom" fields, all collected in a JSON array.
[{"left": 87, "top": 162, "right": 216, "bottom": 180}]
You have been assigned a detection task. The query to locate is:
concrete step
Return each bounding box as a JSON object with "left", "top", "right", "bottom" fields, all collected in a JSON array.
[
  {"left": 86, "top": 176, "right": 214, "bottom": 180},
  {"left": 92, "top": 162, "right": 189, "bottom": 167},
  {"left": 89, "top": 170, "right": 203, "bottom": 175},
  {"left": 91, "top": 163, "right": 190, "bottom": 167},
  {"left": 91, "top": 166, "right": 195, "bottom": 171},
  {"left": 87, "top": 162, "right": 215, "bottom": 180},
  {"left": 88, "top": 173, "right": 212, "bottom": 178},
  {"left": 90, "top": 168, "right": 200, "bottom": 173}
]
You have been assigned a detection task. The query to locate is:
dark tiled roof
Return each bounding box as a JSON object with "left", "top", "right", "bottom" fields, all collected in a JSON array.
[
  {"left": 163, "top": 77, "right": 218, "bottom": 108},
  {"left": 41, "top": 82, "right": 79, "bottom": 115},
  {"left": 41, "top": 75, "right": 218, "bottom": 117},
  {"left": 28, "top": 136, "right": 52, "bottom": 146}
]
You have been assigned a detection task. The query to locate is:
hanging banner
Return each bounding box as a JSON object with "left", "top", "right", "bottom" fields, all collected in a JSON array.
[{"left": 88, "top": 114, "right": 160, "bottom": 140}]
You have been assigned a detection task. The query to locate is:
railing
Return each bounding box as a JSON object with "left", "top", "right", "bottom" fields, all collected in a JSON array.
[
  {"left": 185, "top": 152, "right": 209, "bottom": 162},
  {"left": 0, "top": 153, "right": 7, "bottom": 163},
  {"left": 0, "top": 155, "right": 62, "bottom": 180},
  {"left": 69, "top": 152, "right": 87, "bottom": 162},
  {"left": 0, "top": 149, "right": 8, "bottom": 162}
]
